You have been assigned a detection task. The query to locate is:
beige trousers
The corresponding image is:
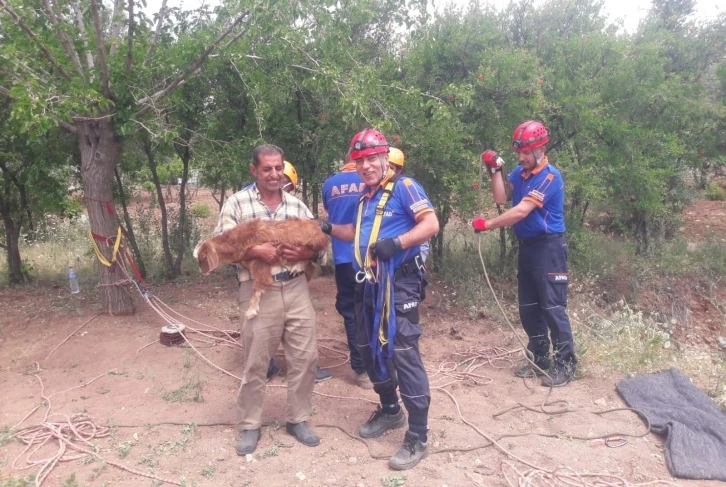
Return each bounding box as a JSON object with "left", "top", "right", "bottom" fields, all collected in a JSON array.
[{"left": 236, "top": 275, "right": 317, "bottom": 430}]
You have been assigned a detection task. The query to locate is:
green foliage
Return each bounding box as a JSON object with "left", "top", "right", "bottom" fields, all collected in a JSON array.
[
  {"left": 705, "top": 183, "right": 726, "bottom": 201},
  {"left": 2, "top": 0, "right": 725, "bottom": 287},
  {"left": 382, "top": 475, "right": 406, "bottom": 487},
  {"left": 0, "top": 474, "right": 35, "bottom": 487},
  {"left": 190, "top": 202, "right": 212, "bottom": 219},
  {"left": 59, "top": 474, "right": 82, "bottom": 487},
  {"left": 0, "top": 424, "right": 14, "bottom": 446}
]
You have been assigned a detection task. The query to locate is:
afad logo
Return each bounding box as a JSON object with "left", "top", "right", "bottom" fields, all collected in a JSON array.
[{"left": 403, "top": 301, "right": 418, "bottom": 310}]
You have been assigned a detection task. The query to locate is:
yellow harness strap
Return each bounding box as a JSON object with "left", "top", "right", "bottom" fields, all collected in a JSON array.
[
  {"left": 354, "top": 175, "right": 398, "bottom": 281},
  {"left": 90, "top": 227, "right": 122, "bottom": 267}
]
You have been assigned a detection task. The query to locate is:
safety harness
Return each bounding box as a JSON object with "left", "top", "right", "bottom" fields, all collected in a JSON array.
[{"left": 354, "top": 172, "right": 400, "bottom": 382}]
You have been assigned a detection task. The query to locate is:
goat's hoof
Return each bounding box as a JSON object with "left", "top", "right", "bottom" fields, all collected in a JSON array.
[{"left": 245, "top": 309, "right": 259, "bottom": 320}]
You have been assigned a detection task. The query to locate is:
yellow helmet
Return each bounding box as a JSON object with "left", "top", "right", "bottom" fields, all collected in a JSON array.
[
  {"left": 388, "top": 147, "right": 405, "bottom": 167},
  {"left": 283, "top": 160, "right": 298, "bottom": 191}
]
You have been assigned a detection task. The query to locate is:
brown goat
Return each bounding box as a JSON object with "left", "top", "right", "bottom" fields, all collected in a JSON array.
[{"left": 194, "top": 218, "right": 329, "bottom": 319}]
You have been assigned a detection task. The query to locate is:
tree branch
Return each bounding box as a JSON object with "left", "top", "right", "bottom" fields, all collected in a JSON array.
[
  {"left": 42, "top": 0, "right": 85, "bottom": 80},
  {"left": 72, "top": 2, "right": 94, "bottom": 72},
  {"left": 89, "top": 0, "right": 111, "bottom": 98},
  {"left": 125, "top": 0, "right": 135, "bottom": 77},
  {"left": 0, "top": 0, "right": 74, "bottom": 81},
  {"left": 109, "top": 0, "right": 124, "bottom": 55},
  {"left": 223, "top": 24, "right": 249, "bottom": 50},
  {"left": 136, "top": 10, "right": 250, "bottom": 116},
  {"left": 56, "top": 117, "right": 78, "bottom": 134},
  {"left": 143, "top": 0, "right": 167, "bottom": 67},
  {"left": 0, "top": 85, "right": 11, "bottom": 97}
]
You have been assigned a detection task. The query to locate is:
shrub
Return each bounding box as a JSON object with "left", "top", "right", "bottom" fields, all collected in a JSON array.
[
  {"left": 705, "top": 183, "right": 726, "bottom": 201},
  {"left": 191, "top": 202, "right": 212, "bottom": 219}
]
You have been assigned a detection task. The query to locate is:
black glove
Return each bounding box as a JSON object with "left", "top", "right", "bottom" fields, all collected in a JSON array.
[
  {"left": 314, "top": 219, "right": 332, "bottom": 235},
  {"left": 371, "top": 237, "right": 402, "bottom": 261}
]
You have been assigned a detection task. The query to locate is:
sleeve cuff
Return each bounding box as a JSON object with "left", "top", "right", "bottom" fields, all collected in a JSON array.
[
  {"left": 414, "top": 208, "right": 435, "bottom": 222},
  {"left": 523, "top": 196, "right": 544, "bottom": 208}
]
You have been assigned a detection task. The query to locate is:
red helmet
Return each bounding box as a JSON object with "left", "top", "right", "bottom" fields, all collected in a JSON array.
[
  {"left": 511, "top": 120, "right": 549, "bottom": 151},
  {"left": 349, "top": 129, "right": 389, "bottom": 160}
]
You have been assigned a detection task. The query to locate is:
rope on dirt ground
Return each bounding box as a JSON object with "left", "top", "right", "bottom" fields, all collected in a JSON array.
[
  {"left": 44, "top": 312, "right": 103, "bottom": 360},
  {"left": 425, "top": 346, "right": 523, "bottom": 387},
  {"left": 435, "top": 386, "right": 670, "bottom": 487},
  {"left": 498, "top": 461, "right": 677, "bottom": 487},
  {"left": 12, "top": 414, "right": 182, "bottom": 487},
  {"left": 477, "top": 235, "right": 565, "bottom": 408},
  {"left": 10, "top": 364, "right": 182, "bottom": 487}
]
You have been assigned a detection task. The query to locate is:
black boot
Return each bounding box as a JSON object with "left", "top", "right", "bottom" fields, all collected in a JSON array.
[
  {"left": 286, "top": 421, "right": 320, "bottom": 446},
  {"left": 235, "top": 429, "right": 261, "bottom": 455},
  {"left": 388, "top": 431, "right": 429, "bottom": 470},
  {"left": 359, "top": 406, "right": 406, "bottom": 438}
]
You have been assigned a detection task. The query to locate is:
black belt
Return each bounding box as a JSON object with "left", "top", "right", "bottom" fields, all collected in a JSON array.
[
  {"left": 272, "top": 270, "right": 304, "bottom": 282},
  {"left": 518, "top": 232, "right": 564, "bottom": 246},
  {"left": 394, "top": 254, "right": 425, "bottom": 279}
]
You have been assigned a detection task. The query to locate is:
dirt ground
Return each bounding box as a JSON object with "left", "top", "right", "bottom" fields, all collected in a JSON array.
[
  {"left": 1, "top": 188, "right": 725, "bottom": 486},
  {"left": 0, "top": 271, "right": 723, "bottom": 487}
]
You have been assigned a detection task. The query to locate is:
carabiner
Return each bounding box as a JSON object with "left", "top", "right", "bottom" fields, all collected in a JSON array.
[{"left": 355, "top": 271, "right": 367, "bottom": 283}]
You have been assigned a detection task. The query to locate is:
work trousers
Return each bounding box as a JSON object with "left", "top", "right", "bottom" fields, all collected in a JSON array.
[
  {"left": 335, "top": 263, "right": 365, "bottom": 374},
  {"left": 355, "top": 271, "right": 431, "bottom": 433},
  {"left": 236, "top": 275, "right": 317, "bottom": 430},
  {"left": 517, "top": 235, "right": 577, "bottom": 371}
]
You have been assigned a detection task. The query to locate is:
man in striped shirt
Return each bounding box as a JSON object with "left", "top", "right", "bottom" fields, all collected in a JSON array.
[{"left": 215, "top": 144, "right": 324, "bottom": 455}]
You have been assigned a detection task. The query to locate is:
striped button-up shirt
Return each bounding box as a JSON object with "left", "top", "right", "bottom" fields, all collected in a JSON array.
[{"left": 214, "top": 184, "right": 323, "bottom": 282}]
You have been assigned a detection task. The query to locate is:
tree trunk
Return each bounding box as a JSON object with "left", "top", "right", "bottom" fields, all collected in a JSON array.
[
  {"left": 311, "top": 182, "right": 319, "bottom": 218},
  {"left": 114, "top": 167, "right": 147, "bottom": 279},
  {"left": 172, "top": 144, "right": 190, "bottom": 277},
  {"left": 142, "top": 137, "right": 174, "bottom": 277},
  {"left": 3, "top": 215, "right": 24, "bottom": 284},
  {"left": 77, "top": 118, "right": 135, "bottom": 315}
]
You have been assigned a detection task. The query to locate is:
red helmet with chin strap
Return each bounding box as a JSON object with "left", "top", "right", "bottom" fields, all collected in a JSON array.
[
  {"left": 349, "top": 129, "right": 389, "bottom": 160},
  {"left": 511, "top": 120, "right": 549, "bottom": 151}
]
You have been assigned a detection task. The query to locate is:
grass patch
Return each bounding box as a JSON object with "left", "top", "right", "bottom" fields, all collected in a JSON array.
[
  {"left": 575, "top": 303, "right": 674, "bottom": 373},
  {"left": 117, "top": 441, "right": 133, "bottom": 458},
  {"left": 181, "top": 422, "right": 197, "bottom": 436},
  {"left": 200, "top": 464, "right": 216, "bottom": 478},
  {"left": 162, "top": 372, "right": 204, "bottom": 403},
  {"left": 705, "top": 183, "right": 726, "bottom": 201},
  {"left": 0, "top": 425, "right": 15, "bottom": 446},
  {"left": 150, "top": 437, "right": 189, "bottom": 455},
  {"left": 191, "top": 202, "right": 213, "bottom": 219},
  {"left": 0, "top": 474, "right": 35, "bottom": 487},
  {"left": 382, "top": 475, "right": 406, "bottom": 487},
  {"left": 88, "top": 463, "right": 107, "bottom": 481},
  {"left": 60, "top": 474, "right": 82, "bottom": 487}
]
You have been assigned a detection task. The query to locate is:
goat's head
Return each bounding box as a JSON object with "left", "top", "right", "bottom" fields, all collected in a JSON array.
[{"left": 195, "top": 241, "right": 220, "bottom": 274}]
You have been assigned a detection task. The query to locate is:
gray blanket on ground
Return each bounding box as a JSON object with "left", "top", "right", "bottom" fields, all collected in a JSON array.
[{"left": 616, "top": 368, "right": 726, "bottom": 481}]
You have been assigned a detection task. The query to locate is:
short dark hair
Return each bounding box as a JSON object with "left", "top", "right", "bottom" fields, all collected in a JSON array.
[{"left": 252, "top": 144, "right": 284, "bottom": 166}]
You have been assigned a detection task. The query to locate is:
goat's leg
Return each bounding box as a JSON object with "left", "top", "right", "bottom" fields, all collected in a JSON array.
[
  {"left": 244, "top": 261, "right": 273, "bottom": 319},
  {"left": 246, "top": 291, "right": 263, "bottom": 320}
]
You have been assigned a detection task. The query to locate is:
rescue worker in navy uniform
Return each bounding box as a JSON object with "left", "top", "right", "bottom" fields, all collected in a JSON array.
[
  {"left": 318, "top": 129, "right": 440, "bottom": 470},
  {"left": 472, "top": 120, "right": 577, "bottom": 387},
  {"left": 322, "top": 152, "right": 373, "bottom": 389}
]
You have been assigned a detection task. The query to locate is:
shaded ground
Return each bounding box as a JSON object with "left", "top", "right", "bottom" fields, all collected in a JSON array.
[{"left": 0, "top": 273, "right": 722, "bottom": 487}]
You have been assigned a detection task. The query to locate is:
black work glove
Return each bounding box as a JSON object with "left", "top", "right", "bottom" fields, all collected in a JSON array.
[
  {"left": 314, "top": 219, "right": 332, "bottom": 235},
  {"left": 370, "top": 237, "right": 402, "bottom": 261}
]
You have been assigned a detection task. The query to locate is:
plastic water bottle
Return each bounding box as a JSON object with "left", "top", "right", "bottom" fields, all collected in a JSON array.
[{"left": 68, "top": 266, "right": 80, "bottom": 294}]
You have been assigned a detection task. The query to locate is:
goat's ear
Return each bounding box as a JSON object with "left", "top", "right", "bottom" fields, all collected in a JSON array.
[{"left": 198, "top": 244, "right": 220, "bottom": 274}]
